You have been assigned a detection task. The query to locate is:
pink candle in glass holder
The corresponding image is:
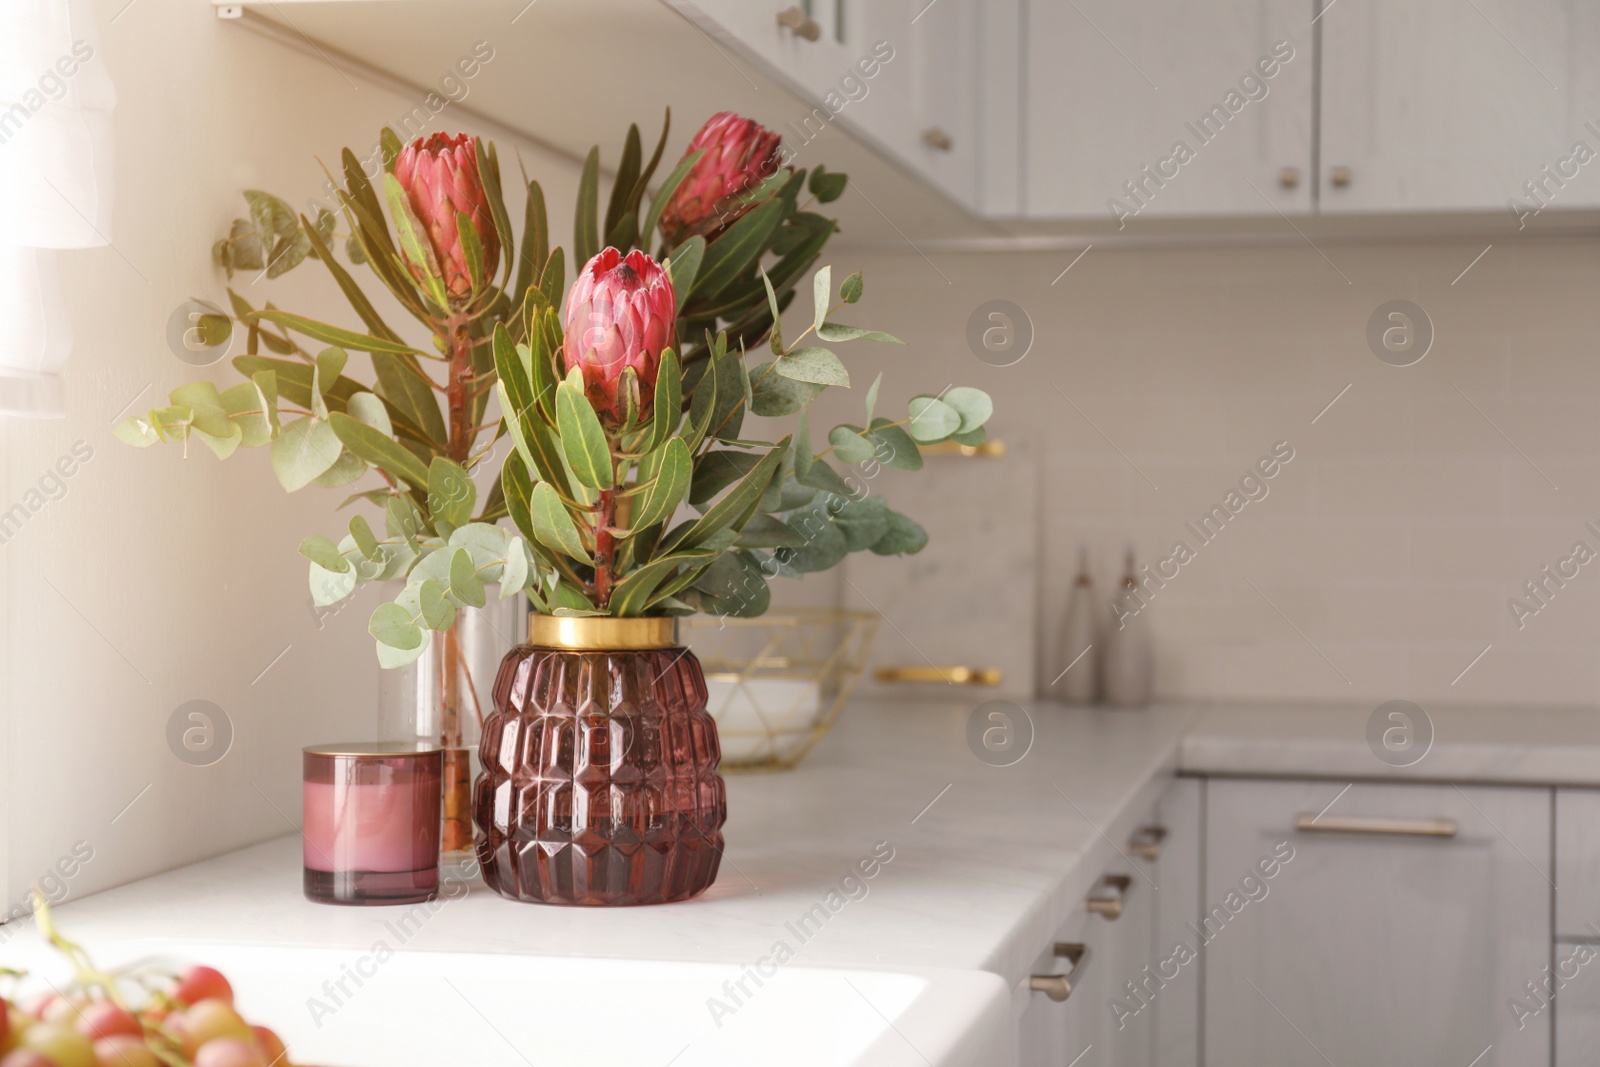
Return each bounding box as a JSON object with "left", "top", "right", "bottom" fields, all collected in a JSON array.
[{"left": 303, "top": 743, "right": 443, "bottom": 906}]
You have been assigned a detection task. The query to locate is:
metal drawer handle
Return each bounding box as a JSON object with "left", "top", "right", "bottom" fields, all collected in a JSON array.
[
  {"left": 1128, "top": 825, "right": 1167, "bottom": 861},
  {"left": 922, "top": 127, "right": 954, "bottom": 151},
  {"left": 1029, "top": 942, "right": 1092, "bottom": 1002},
  {"left": 1329, "top": 165, "right": 1353, "bottom": 188},
  {"left": 1295, "top": 814, "right": 1457, "bottom": 838},
  {"left": 874, "top": 666, "right": 1002, "bottom": 686},
  {"left": 1085, "top": 873, "right": 1132, "bottom": 920},
  {"left": 776, "top": 6, "right": 822, "bottom": 40}
]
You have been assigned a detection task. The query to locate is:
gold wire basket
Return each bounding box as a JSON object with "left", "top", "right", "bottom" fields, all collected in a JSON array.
[{"left": 682, "top": 610, "right": 880, "bottom": 771}]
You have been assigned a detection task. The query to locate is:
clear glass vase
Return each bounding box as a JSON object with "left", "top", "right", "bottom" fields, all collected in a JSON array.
[{"left": 379, "top": 597, "right": 523, "bottom": 854}]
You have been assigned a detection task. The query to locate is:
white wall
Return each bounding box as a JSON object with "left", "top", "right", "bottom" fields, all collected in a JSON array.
[
  {"left": 816, "top": 237, "right": 1600, "bottom": 708},
  {"left": 1, "top": 0, "right": 580, "bottom": 906}
]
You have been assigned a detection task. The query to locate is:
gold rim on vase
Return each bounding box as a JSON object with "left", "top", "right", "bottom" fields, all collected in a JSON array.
[{"left": 527, "top": 614, "right": 678, "bottom": 650}]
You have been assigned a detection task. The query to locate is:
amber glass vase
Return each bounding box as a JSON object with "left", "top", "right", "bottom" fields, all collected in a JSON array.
[{"left": 473, "top": 616, "right": 726, "bottom": 905}]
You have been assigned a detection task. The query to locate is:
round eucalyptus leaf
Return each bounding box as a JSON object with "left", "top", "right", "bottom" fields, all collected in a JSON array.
[{"left": 906, "top": 396, "right": 961, "bottom": 443}]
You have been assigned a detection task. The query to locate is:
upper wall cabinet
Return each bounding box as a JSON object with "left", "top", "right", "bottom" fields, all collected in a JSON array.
[
  {"left": 1023, "top": 0, "right": 1312, "bottom": 221},
  {"left": 679, "top": 0, "right": 1019, "bottom": 214},
  {"left": 1318, "top": 0, "right": 1600, "bottom": 214},
  {"left": 684, "top": 0, "right": 1600, "bottom": 222}
]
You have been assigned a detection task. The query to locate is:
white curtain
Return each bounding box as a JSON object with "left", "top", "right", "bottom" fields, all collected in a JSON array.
[{"left": 0, "top": 0, "right": 115, "bottom": 417}]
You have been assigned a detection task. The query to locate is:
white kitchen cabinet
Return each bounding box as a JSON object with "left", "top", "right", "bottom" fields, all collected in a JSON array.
[
  {"left": 1022, "top": 0, "right": 1313, "bottom": 221},
  {"left": 1152, "top": 779, "right": 1201, "bottom": 1067},
  {"left": 1319, "top": 0, "right": 1600, "bottom": 213},
  {"left": 675, "top": 0, "right": 1017, "bottom": 215},
  {"left": 1018, "top": 788, "right": 1195, "bottom": 1067},
  {"left": 1204, "top": 779, "right": 1551, "bottom": 1066},
  {"left": 1556, "top": 941, "right": 1600, "bottom": 1067},
  {"left": 677, "top": 0, "right": 866, "bottom": 107},
  {"left": 1556, "top": 789, "right": 1600, "bottom": 940},
  {"left": 1017, "top": 911, "right": 1104, "bottom": 1067}
]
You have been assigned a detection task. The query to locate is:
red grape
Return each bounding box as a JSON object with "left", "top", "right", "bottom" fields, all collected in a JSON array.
[
  {"left": 172, "top": 967, "right": 233, "bottom": 1008},
  {"left": 0, "top": 1050, "right": 55, "bottom": 1067},
  {"left": 2, "top": 1007, "right": 30, "bottom": 1054},
  {"left": 22, "top": 996, "right": 74, "bottom": 1026},
  {"left": 176, "top": 1001, "right": 251, "bottom": 1060},
  {"left": 193, "top": 1038, "right": 266, "bottom": 1067},
  {"left": 250, "top": 1026, "right": 287, "bottom": 1066},
  {"left": 17, "top": 1022, "right": 95, "bottom": 1067},
  {"left": 73, "top": 1004, "right": 140, "bottom": 1042},
  {"left": 90, "top": 1037, "right": 161, "bottom": 1067}
]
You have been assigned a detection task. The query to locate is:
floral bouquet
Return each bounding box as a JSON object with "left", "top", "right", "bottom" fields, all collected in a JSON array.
[{"left": 117, "top": 110, "right": 995, "bottom": 666}]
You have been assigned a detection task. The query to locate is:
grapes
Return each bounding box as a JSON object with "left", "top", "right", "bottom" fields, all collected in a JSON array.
[
  {"left": 2, "top": 1007, "right": 31, "bottom": 1055},
  {"left": 2, "top": 946, "right": 292, "bottom": 1067},
  {"left": 172, "top": 967, "right": 234, "bottom": 1008},
  {"left": 17, "top": 1023, "right": 95, "bottom": 1067},
  {"left": 176, "top": 1000, "right": 252, "bottom": 1061},
  {"left": 90, "top": 1037, "right": 160, "bottom": 1067},
  {"left": 72, "top": 1004, "right": 140, "bottom": 1042},
  {"left": 250, "top": 1026, "right": 287, "bottom": 1066},
  {"left": 0, "top": 1051, "right": 56, "bottom": 1067},
  {"left": 193, "top": 1037, "right": 267, "bottom": 1067}
]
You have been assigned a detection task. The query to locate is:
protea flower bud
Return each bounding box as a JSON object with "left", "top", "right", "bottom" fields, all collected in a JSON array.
[
  {"left": 658, "top": 112, "right": 783, "bottom": 245},
  {"left": 392, "top": 132, "right": 499, "bottom": 302},
  {"left": 563, "top": 248, "right": 676, "bottom": 425}
]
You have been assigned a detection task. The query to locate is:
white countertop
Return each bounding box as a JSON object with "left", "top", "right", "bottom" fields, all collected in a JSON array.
[
  {"left": 1180, "top": 702, "right": 1600, "bottom": 786},
  {"left": 41, "top": 700, "right": 1197, "bottom": 990},
  {"left": 29, "top": 697, "right": 1600, "bottom": 1009}
]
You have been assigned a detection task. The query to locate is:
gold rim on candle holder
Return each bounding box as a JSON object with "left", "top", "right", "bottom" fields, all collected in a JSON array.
[{"left": 527, "top": 614, "right": 678, "bottom": 650}]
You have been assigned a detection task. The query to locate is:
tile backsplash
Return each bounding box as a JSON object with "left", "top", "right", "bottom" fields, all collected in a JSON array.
[{"left": 798, "top": 235, "right": 1600, "bottom": 706}]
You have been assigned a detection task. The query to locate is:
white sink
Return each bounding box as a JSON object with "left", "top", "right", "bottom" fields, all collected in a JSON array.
[{"left": 4, "top": 937, "right": 1014, "bottom": 1067}]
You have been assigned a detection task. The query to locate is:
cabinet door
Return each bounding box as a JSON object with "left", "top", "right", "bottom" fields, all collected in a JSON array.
[
  {"left": 1204, "top": 780, "right": 1552, "bottom": 1067},
  {"left": 843, "top": 440, "right": 1036, "bottom": 702},
  {"left": 1556, "top": 789, "right": 1600, "bottom": 939},
  {"left": 675, "top": 1, "right": 866, "bottom": 114},
  {"left": 1101, "top": 859, "right": 1158, "bottom": 1067},
  {"left": 1319, "top": 0, "right": 1600, "bottom": 212},
  {"left": 855, "top": 0, "right": 982, "bottom": 209},
  {"left": 1153, "top": 780, "right": 1202, "bottom": 1067},
  {"left": 1556, "top": 942, "right": 1600, "bottom": 1067},
  {"left": 1023, "top": 0, "right": 1312, "bottom": 219}
]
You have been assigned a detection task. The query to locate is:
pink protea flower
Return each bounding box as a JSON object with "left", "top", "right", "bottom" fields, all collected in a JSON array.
[
  {"left": 563, "top": 248, "right": 676, "bottom": 425},
  {"left": 657, "top": 112, "right": 783, "bottom": 245},
  {"left": 392, "top": 132, "right": 499, "bottom": 302}
]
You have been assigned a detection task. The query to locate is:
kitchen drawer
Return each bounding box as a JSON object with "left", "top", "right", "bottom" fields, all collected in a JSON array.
[
  {"left": 1017, "top": 911, "right": 1102, "bottom": 1067},
  {"left": 1205, "top": 779, "right": 1551, "bottom": 1066},
  {"left": 1557, "top": 790, "right": 1600, "bottom": 940},
  {"left": 1017, "top": 811, "right": 1176, "bottom": 1067}
]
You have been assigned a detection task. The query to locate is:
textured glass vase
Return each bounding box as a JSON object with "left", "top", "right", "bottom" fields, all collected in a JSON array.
[{"left": 473, "top": 618, "right": 726, "bottom": 906}]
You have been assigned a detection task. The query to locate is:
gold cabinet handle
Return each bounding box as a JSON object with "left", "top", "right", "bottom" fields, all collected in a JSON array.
[
  {"left": 874, "top": 666, "right": 1002, "bottom": 686},
  {"left": 1029, "top": 942, "right": 1091, "bottom": 1002},
  {"left": 1329, "top": 165, "right": 1353, "bottom": 189},
  {"left": 1278, "top": 166, "right": 1301, "bottom": 189},
  {"left": 1128, "top": 825, "right": 1167, "bottom": 861},
  {"left": 920, "top": 439, "right": 1007, "bottom": 458},
  {"left": 1295, "top": 814, "right": 1456, "bottom": 838},
  {"left": 922, "top": 127, "right": 954, "bottom": 151},
  {"left": 776, "top": 6, "right": 822, "bottom": 40},
  {"left": 1085, "top": 873, "right": 1131, "bottom": 920}
]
